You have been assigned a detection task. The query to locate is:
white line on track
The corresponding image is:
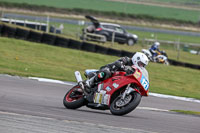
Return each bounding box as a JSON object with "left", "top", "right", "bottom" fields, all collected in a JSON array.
[
  {"left": 137, "top": 107, "right": 169, "bottom": 112},
  {"left": 28, "top": 77, "right": 74, "bottom": 85},
  {"left": 28, "top": 77, "right": 200, "bottom": 104},
  {"left": 149, "top": 93, "right": 200, "bottom": 103}
]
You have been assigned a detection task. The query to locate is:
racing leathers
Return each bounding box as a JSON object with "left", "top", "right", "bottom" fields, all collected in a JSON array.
[
  {"left": 85, "top": 56, "right": 149, "bottom": 89},
  {"left": 149, "top": 44, "right": 160, "bottom": 60}
]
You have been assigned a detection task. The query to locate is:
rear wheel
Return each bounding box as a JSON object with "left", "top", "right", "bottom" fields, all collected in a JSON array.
[
  {"left": 127, "top": 38, "right": 135, "bottom": 46},
  {"left": 63, "top": 85, "right": 85, "bottom": 109},
  {"left": 110, "top": 92, "right": 141, "bottom": 116}
]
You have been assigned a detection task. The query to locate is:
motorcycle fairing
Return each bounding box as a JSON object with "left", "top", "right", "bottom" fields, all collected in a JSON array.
[
  {"left": 133, "top": 69, "right": 149, "bottom": 96},
  {"left": 93, "top": 69, "right": 149, "bottom": 106},
  {"left": 140, "top": 75, "right": 149, "bottom": 91},
  {"left": 93, "top": 90, "right": 110, "bottom": 105}
]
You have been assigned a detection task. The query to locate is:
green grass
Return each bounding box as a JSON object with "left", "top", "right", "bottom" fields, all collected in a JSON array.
[
  {"left": 1, "top": 0, "right": 200, "bottom": 22},
  {"left": 171, "top": 110, "right": 200, "bottom": 116},
  {"left": 0, "top": 37, "right": 200, "bottom": 99}
]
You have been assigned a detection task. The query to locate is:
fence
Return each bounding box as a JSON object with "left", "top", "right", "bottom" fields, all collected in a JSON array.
[
  {"left": 0, "top": 23, "right": 199, "bottom": 70},
  {"left": 1, "top": 18, "right": 47, "bottom": 32}
]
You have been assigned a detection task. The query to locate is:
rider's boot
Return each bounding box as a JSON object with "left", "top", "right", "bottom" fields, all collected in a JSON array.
[
  {"left": 80, "top": 76, "right": 96, "bottom": 94},
  {"left": 82, "top": 72, "right": 105, "bottom": 93}
]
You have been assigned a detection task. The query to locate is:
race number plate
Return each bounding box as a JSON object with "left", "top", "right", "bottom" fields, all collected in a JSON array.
[{"left": 140, "top": 75, "right": 149, "bottom": 91}]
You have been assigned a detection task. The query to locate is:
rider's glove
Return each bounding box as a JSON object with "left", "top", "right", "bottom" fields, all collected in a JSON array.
[{"left": 114, "top": 61, "right": 125, "bottom": 70}]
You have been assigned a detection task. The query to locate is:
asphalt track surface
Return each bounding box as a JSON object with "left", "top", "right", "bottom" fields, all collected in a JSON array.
[{"left": 0, "top": 75, "right": 200, "bottom": 133}]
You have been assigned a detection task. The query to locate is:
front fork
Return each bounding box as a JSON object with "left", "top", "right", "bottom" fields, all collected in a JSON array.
[{"left": 121, "top": 84, "right": 137, "bottom": 100}]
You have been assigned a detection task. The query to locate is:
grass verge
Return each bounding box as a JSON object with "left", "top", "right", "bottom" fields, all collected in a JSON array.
[
  {"left": 0, "top": 37, "right": 200, "bottom": 99},
  {"left": 1, "top": 0, "right": 200, "bottom": 23},
  {"left": 171, "top": 110, "right": 200, "bottom": 116}
]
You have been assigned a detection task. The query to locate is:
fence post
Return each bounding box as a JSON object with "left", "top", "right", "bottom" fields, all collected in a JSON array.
[
  {"left": 176, "top": 38, "right": 180, "bottom": 60},
  {"left": 46, "top": 15, "right": 49, "bottom": 33},
  {"left": 112, "top": 31, "right": 115, "bottom": 46}
]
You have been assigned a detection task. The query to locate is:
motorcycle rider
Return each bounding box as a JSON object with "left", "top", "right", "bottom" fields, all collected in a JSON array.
[
  {"left": 149, "top": 41, "right": 161, "bottom": 62},
  {"left": 83, "top": 52, "right": 149, "bottom": 91}
]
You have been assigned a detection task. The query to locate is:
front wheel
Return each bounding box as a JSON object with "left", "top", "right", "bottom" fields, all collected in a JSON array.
[
  {"left": 63, "top": 85, "right": 85, "bottom": 109},
  {"left": 110, "top": 92, "right": 141, "bottom": 116}
]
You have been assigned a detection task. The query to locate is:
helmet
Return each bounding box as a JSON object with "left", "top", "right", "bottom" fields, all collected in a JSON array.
[
  {"left": 132, "top": 52, "right": 149, "bottom": 68},
  {"left": 154, "top": 42, "right": 160, "bottom": 47}
]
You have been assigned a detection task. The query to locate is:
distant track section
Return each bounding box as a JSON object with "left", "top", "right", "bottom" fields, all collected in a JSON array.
[{"left": 3, "top": 13, "right": 200, "bottom": 37}]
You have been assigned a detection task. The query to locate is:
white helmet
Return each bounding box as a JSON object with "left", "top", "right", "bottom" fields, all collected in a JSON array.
[
  {"left": 154, "top": 42, "right": 160, "bottom": 47},
  {"left": 132, "top": 52, "right": 149, "bottom": 68}
]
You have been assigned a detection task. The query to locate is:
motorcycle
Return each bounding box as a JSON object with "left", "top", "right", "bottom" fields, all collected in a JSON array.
[
  {"left": 141, "top": 49, "right": 169, "bottom": 65},
  {"left": 63, "top": 66, "right": 149, "bottom": 116}
]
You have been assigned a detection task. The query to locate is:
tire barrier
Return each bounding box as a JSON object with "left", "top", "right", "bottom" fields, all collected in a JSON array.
[
  {"left": 41, "top": 33, "right": 56, "bottom": 45},
  {"left": 0, "top": 24, "right": 199, "bottom": 70},
  {"left": 1, "top": 25, "right": 16, "bottom": 37},
  {"left": 120, "top": 50, "right": 134, "bottom": 58},
  {"left": 168, "top": 59, "right": 185, "bottom": 67},
  {"left": 54, "top": 36, "right": 69, "bottom": 48},
  {"left": 0, "top": 24, "right": 3, "bottom": 35},
  {"left": 95, "top": 45, "right": 109, "bottom": 54},
  {"left": 81, "top": 42, "right": 96, "bottom": 52},
  {"left": 184, "top": 63, "right": 200, "bottom": 69},
  {"left": 107, "top": 48, "right": 122, "bottom": 57},
  {"left": 28, "top": 30, "right": 43, "bottom": 42},
  {"left": 68, "top": 39, "right": 82, "bottom": 50},
  {"left": 168, "top": 59, "right": 200, "bottom": 70},
  {"left": 15, "top": 28, "right": 30, "bottom": 40}
]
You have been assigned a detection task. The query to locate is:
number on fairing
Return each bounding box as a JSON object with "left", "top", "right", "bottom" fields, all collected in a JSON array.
[{"left": 140, "top": 75, "right": 149, "bottom": 90}]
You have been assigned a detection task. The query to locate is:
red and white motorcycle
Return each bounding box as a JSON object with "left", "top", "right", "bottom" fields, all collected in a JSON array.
[{"left": 63, "top": 66, "right": 149, "bottom": 116}]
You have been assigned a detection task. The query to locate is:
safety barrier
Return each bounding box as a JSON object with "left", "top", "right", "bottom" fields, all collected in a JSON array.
[
  {"left": 68, "top": 39, "right": 82, "bottom": 50},
  {"left": 81, "top": 42, "right": 96, "bottom": 52},
  {"left": 54, "top": 36, "right": 69, "bottom": 47},
  {"left": 1, "top": 24, "right": 16, "bottom": 37},
  {"left": 0, "top": 23, "right": 199, "bottom": 70},
  {"left": 28, "top": 30, "right": 43, "bottom": 42},
  {"left": 107, "top": 48, "right": 122, "bottom": 57},
  {"left": 95, "top": 45, "right": 109, "bottom": 54},
  {"left": 15, "top": 28, "right": 30, "bottom": 39},
  {"left": 41, "top": 33, "right": 56, "bottom": 45}
]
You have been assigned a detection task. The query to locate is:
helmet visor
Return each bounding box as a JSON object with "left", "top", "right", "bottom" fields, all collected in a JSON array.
[{"left": 138, "top": 61, "right": 146, "bottom": 68}]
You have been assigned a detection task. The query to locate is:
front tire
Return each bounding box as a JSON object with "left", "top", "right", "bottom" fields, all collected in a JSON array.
[
  {"left": 63, "top": 85, "right": 85, "bottom": 109},
  {"left": 110, "top": 92, "right": 141, "bottom": 116}
]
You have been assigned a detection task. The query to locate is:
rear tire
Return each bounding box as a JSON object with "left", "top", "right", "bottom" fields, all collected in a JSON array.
[
  {"left": 63, "top": 85, "right": 85, "bottom": 109},
  {"left": 127, "top": 38, "right": 135, "bottom": 46},
  {"left": 110, "top": 92, "right": 141, "bottom": 116}
]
